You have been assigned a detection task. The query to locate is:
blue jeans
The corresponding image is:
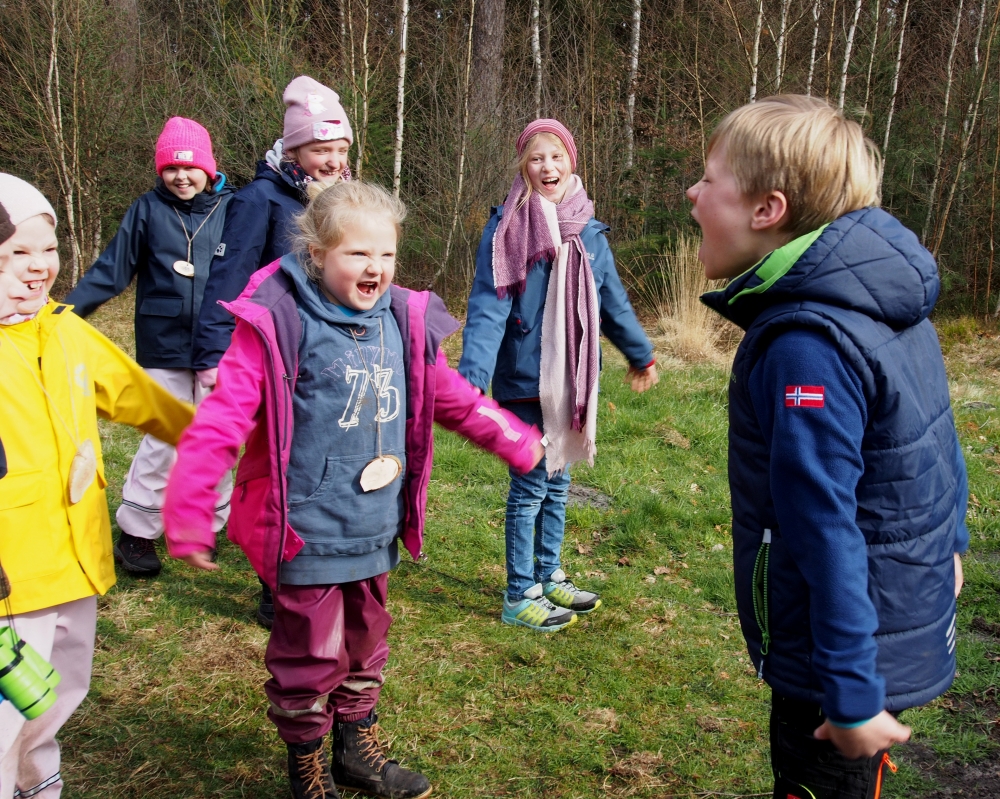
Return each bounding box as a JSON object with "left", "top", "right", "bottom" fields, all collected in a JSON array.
[{"left": 501, "top": 401, "right": 571, "bottom": 602}]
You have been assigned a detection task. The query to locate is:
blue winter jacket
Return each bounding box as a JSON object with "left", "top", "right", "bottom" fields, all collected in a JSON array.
[
  {"left": 192, "top": 162, "right": 305, "bottom": 370},
  {"left": 66, "top": 178, "right": 233, "bottom": 369},
  {"left": 459, "top": 206, "right": 654, "bottom": 400},
  {"left": 701, "top": 207, "right": 968, "bottom": 724}
]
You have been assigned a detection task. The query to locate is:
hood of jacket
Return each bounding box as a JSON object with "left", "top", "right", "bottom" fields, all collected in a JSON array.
[
  {"left": 702, "top": 207, "right": 940, "bottom": 332},
  {"left": 278, "top": 253, "right": 393, "bottom": 325}
]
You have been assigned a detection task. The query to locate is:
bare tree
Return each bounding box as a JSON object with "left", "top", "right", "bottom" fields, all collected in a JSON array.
[
  {"left": 392, "top": 0, "right": 409, "bottom": 197},
  {"left": 922, "top": 0, "right": 966, "bottom": 243},
  {"left": 437, "top": 0, "right": 477, "bottom": 284},
  {"left": 750, "top": 0, "right": 765, "bottom": 102},
  {"left": 933, "top": 0, "right": 1000, "bottom": 256},
  {"left": 824, "top": 0, "right": 838, "bottom": 99},
  {"left": 882, "top": 0, "right": 909, "bottom": 154},
  {"left": 625, "top": 0, "right": 642, "bottom": 167},
  {"left": 531, "top": 0, "right": 542, "bottom": 117},
  {"left": 838, "top": 0, "right": 864, "bottom": 109},
  {"left": 354, "top": 0, "right": 372, "bottom": 178},
  {"left": 470, "top": 0, "right": 505, "bottom": 125},
  {"left": 861, "top": 0, "right": 882, "bottom": 121},
  {"left": 807, "top": 0, "right": 822, "bottom": 95},
  {"left": 775, "top": 0, "right": 792, "bottom": 92}
]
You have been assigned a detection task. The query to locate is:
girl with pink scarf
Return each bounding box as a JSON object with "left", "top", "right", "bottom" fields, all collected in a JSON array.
[{"left": 459, "top": 119, "right": 658, "bottom": 631}]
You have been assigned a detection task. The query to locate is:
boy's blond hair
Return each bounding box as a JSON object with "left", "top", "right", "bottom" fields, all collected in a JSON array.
[
  {"left": 708, "top": 94, "right": 882, "bottom": 237},
  {"left": 293, "top": 180, "right": 407, "bottom": 284}
]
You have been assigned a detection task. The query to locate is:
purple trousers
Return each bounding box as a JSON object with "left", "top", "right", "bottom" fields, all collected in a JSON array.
[{"left": 264, "top": 574, "right": 392, "bottom": 743}]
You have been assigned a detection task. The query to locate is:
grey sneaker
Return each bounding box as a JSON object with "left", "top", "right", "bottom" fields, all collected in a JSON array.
[{"left": 542, "top": 569, "right": 601, "bottom": 613}]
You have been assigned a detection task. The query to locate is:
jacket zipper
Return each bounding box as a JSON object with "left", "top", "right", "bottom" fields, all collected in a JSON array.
[{"left": 752, "top": 527, "right": 772, "bottom": 679}]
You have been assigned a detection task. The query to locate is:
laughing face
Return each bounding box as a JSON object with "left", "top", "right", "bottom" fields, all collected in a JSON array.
[
  {"left": 293, "top": 140, "right": 351, "bottom": 185},
  {"left": 1, "top": 214, "right": 59, "bottom": 317},
  {"left": 523, "top": 134, "right": 573, "bottom": 204},
  {"left": 161, "top": 166, "right": 209, "bottom": 201},
  {"left": 311, "top": 214, "right": 396, "bottom": 311}
]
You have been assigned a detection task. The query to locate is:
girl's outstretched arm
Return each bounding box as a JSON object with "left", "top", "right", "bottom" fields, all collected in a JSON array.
[
  {"left": 433, "top": 351, "right": 543, "bottom": 474},
  {"left": 163, "top": 321, "right": 266, "bottom": 562}
]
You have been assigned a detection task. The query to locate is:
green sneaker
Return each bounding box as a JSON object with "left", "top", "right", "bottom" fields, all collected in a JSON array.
[
  {"left": 502, "top": 584, "right": 578, "bottom": 631},
  {"left": 543, "top": 569, "right": 602, "bottom": 613}
]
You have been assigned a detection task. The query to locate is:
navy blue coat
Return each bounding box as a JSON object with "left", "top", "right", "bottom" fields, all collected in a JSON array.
[
  {"left": 702, "top": 207, "right": 968, "bottom": 724},
  {"left": 192, "top": 162, "right": 305, "bottom": 370},
  {"left": 66, "top": 178, "right": 233, "bottom": 369},
  {"left": 459, "top": 206, "right": 654, "bottom": 400}
]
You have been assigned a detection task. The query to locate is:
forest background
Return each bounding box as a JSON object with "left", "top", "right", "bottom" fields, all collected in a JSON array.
[{"left": 1, "top": 0, "right": 999, "bottom": 312}]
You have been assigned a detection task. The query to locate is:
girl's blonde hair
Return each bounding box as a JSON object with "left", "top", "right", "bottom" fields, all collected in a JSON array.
[
  {"left": 293, "top": 181, "right": 407, "bottom": 284},
  {"left": 708, "top": 94, "right": 882, "bottom": 236},
  {"left": 515, "top": 132, "right": 570, "bottom": 209}
]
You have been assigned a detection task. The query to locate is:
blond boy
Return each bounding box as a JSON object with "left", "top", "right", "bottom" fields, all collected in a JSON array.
[{"left": 692, "top": 96, "right": 967, "bottom": 798}]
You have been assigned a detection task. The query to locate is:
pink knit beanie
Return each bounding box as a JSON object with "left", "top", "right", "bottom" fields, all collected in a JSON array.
[
  {"left": 282, "top": 76, "right": 353, "bottom": 149},
  {"left": 515, "top": 119, "right": 578, "bottom": 172},
  {"left": 155, "top": 117, "right": 217, "bottom": 180},
  {"left": 0, "top": 174, "right": 57, "bottom": 228}
]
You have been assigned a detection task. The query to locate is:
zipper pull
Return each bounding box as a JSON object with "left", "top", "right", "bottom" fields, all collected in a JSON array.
[{"left": 757, "top": 658, "right": 765, "bottom": 680}]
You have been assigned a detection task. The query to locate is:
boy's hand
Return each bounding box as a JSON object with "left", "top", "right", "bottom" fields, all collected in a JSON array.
[
  {"left": 180, "top": 548, "right": 219, "bottom": 572},
  {"left": 955, "top": 552, "right": 964, "bottom": 597},
  {"left": 529, "top": 440, "right": 546, "bottom": 470},
  {"left": 626, "top": 363, "right": 659, "bottom": 393},
  {"left": 813, "top": 711, "right": 910, "bottom": 759}
]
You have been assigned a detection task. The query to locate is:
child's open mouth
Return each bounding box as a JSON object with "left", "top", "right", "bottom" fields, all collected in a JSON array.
[
  {"left": 542, "top": 177, "right": 560, "bottom": 188},
  {"left": 26, "top": 280, "right": 45, "bottom": 293},
  {"left": 357, "top": 281, "right": 379, "bottom": 297}
]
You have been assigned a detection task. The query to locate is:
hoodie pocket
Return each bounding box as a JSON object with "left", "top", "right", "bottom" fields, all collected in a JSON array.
[{"left": 287, "top": 451, "right": 406, "bottom": 555}]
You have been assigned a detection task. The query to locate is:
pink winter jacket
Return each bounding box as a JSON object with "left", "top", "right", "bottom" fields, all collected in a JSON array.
[{"left": 163, "top": 260, "right": 542, "bottom": 588}]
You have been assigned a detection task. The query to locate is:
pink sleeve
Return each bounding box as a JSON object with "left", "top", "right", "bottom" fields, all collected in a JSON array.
[
  {"left": 163, "top": 322, "right": 266, "bottom": 558},
  {"left": 432, "top": 351, "right": 542, "bottom": 474}
]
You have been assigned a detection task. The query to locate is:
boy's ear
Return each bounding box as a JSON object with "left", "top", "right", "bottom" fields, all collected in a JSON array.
[{"left": 750, "top": 190, "right": 789, "bottom": 233}]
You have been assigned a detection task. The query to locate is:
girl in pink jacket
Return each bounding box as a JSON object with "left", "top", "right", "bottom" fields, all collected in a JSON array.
[{"left": 163, "top": 181, "right": 543, "bottom": 799}]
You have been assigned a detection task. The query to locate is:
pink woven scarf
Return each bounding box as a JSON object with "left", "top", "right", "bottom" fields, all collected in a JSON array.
[{"left": 493, "top": 175, "right": 600, "bottom": 459}]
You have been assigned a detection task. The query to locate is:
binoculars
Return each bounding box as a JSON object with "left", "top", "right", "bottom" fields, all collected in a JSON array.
[{"left": 0, "top": 626, "right": 60, "bottom": 719}]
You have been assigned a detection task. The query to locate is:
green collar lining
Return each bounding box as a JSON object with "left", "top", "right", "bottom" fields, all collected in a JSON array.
[{"left": 727, "top": 224, "right": 830, "bottom": 305}]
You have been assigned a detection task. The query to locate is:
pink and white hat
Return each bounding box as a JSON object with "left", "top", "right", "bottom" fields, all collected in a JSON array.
[
  {"left": 155, "top": 117, "right": 217, "bottom": 180},
  {"left": 0, "top": 173, "right": 57, "bottom": 228},
  {"left": 282, "top": 76, "right": 354, "bottom": 150},
  {"left": 515, "top": 118, "right": 578, "bottom": 172}
]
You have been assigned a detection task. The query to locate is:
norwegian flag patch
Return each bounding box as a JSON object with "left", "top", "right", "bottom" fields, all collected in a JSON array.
[{"left": 785, "top": 385, "right": 825, "bottom": 408}]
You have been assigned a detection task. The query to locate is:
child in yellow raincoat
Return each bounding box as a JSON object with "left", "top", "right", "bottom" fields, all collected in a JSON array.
[{"left": 0, "top": 175, "right": 194, "bottom": 799}]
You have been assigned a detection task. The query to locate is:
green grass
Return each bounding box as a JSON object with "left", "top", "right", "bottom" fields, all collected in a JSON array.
[{"left": 55, "top": 297, "right": 1000, "bottom": 797}]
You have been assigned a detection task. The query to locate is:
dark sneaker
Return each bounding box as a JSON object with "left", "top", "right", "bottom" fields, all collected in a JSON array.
[
  {"left": 257, "top": 579, "right": 275, "bottom": 629},
  {"left": 288, "top": 737, "right": 341, "bottom": 799},
  {"left": 332, "top": 712, "right": 432, "bottom": 799},
  {"left": 113, "top": 532, "right": 162, "bottom": 576}
]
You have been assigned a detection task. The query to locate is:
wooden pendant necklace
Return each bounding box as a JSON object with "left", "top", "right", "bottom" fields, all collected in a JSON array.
[
  {"left": 0, "top": 327, "right": 96, "bottom": 504},
  {"left": 350, "top": 318, "right": 402, "bottom": 492},
  {"left": 172, "top": 200, "right": 222, "bottom": 278}
]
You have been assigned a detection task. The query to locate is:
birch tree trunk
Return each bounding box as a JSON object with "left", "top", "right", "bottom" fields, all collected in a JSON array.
[
  {"left": 625, "top": 0, "right": 642, "bottom": 168},
  {"left": 392, "top": 0, "right": 409, "bottom": 197},
  {"left": 436, "top": 0, "right": 477, "bottom": 285},
  {"left": 775, "top": 0, "right": 791, "bottom": 92},
  {"left": 922, "top": 0, "right": 965, "bottom": 243},
  {"left": 861, "top": 0, "right": 881, "bottom": 121},
  {"left": 824, "top": 0, "right": 838, "bottom": 99},
  {"left": 356, "top": 0, "right": 371, "bottom": 179},
  {"left": 807, "top": 0, "right": 822, "bottom": 95},
  {"left": 749, "top": 0, "right": 765, "bottom": 102},
  {"left": 838, "top": 0, "right": 864, "bottom": 110},
  {"left": 932, "top": 0, "right": 1000, "bottom": 256},
  {"left": 882, "top": 0, "right": 909, "bottom": 154},
  {"left": 531, "top": 0, "right": 542, "bottom": 118}
]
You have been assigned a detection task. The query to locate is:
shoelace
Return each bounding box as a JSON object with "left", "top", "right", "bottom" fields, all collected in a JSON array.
[
  {"left": 357, "top": 723, "right": 392, "bottom": 771},
  {"left": 532, "top": 595, "right": 560, "bottom": 611},
  {"left": 129, "top": 538, "right": 156, "bottom": 557},
  {"left": 295, "top": 749, "right": 331, "bottom": 799},
  {"left": 554, "top": 579, "right": 582, "bottom": 595}
]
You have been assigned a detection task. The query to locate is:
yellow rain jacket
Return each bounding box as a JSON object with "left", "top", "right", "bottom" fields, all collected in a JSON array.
[{"left": 0, "top": 301, "right": 194, "bottom": 614}]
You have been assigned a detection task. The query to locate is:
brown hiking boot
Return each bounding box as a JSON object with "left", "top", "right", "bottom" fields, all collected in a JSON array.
[
  {"left": 288, "top": 737, "right": 341, "bottom": 799},
  {"left": 331, "top": 712, "right": 431, "bottom": 799}
]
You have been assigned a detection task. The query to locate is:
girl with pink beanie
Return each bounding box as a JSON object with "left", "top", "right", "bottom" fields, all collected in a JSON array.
[
  {"left": 65, "top": 116, "right": 235, "bottom": 580},
  {"left": 458, "top": 119, "right": 659, "bottom": 631},
  {"left": 191, "top": 75, "right": 354, "bottom": 628}
]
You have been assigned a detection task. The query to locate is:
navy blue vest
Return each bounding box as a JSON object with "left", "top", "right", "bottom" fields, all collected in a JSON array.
[{"left": 702, "top": 208, "right": 963, "bottom": 711}]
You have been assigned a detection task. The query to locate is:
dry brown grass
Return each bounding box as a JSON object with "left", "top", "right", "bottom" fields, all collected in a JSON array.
[{"left": 650, "top": 234, "right": 740, "bottom": 367}]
